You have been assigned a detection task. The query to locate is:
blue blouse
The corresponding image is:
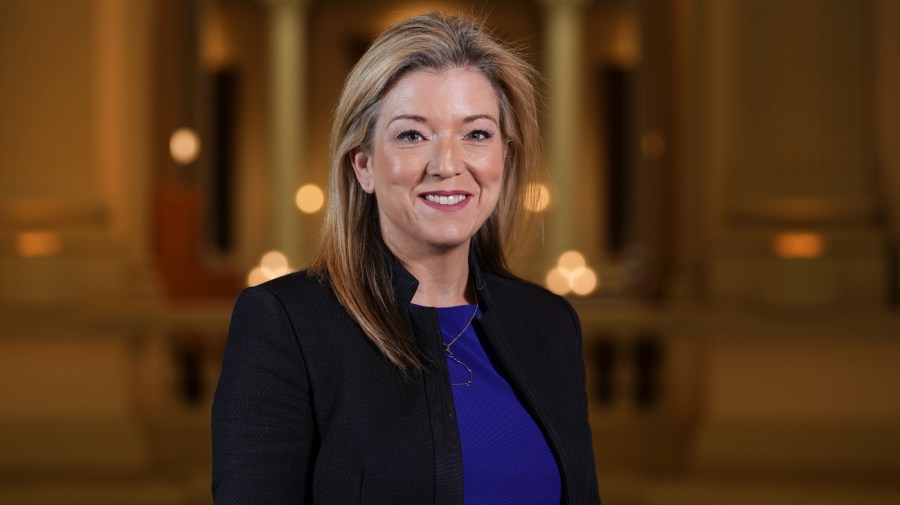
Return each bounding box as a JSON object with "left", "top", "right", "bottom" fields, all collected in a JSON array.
[{"left": 436, "top": 304, "right": 562, "bottom": 505}]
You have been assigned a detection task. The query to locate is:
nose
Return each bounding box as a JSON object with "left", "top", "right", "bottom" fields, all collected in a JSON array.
[{"left": 427, "top": 137, "right": 463, "bottom": 178}]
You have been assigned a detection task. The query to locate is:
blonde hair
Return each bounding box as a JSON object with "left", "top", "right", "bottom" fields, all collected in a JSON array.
[{"left": 310, "top": 12, "right": 542, "bottom": 371}]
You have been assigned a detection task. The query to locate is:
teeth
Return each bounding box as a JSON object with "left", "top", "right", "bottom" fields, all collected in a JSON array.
[{"left": 425, "top": 194, "right": 467, "bottom": 205}]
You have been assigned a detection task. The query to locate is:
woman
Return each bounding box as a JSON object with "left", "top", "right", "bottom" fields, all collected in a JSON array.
[{"left": 212, "top": 12, "right": 600, "bottom": 505}]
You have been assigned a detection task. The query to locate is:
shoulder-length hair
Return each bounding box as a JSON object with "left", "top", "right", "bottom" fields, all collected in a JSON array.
[{"left": 310, "top": 12, "right": 542, "bottom": 372}]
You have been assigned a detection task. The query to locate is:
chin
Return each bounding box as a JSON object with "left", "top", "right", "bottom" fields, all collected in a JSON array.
[
  {"left": 425, "top": 233, "right": 474, "bottom": 252},
  {"left": 428, "top": 239, "right": 469, "bottom": 251}
]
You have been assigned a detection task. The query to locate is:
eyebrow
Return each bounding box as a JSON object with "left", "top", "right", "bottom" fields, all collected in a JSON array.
[
  {"left": 387, "top": 114, "right": 427, "bottom": 125},
  {"left": 463, "top": 114, "right": 499, "bottom": 125},
  {"left": 386, "top": 114, "right": 499, "bottom": 126}
]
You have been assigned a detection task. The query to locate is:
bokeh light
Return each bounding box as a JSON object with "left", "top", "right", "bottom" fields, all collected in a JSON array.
[
  {"left": 546, "top": 250, "right": 600, "bottom": 296},
  {"left": 525, "top": 183, "right": 551, "bottom": 212},
  {"left": 248, "top": 250, "right": 293, "bottom": 286},
  {"left": 557, "top": 250, "right": 586, "bottom": 276},
  {"left": 295, "top": 184, "right": 325, "bottom": 214},
  {"left": 169, "top": 128, "right": 201, "bottom": 165},
  {"left": 774, "top": 232, "right": 825, "bottom": 259},
  {"left": 641, "top": 131, "right": 666, "bottom": 160},
  {"left": 16, "top": 231, "right": 61, "bottom": 258},
  {"left": 260, "top": 250, "right": 290, "bottom": 277},
  {"left": 247, "top": 266, "right": 268, "bottom": 287},
  {"left": 546, "top": 268, "right": 571, "bottom": 295},
  {"left": 570, "top": 267, "right": 598, "bottom": 295}
]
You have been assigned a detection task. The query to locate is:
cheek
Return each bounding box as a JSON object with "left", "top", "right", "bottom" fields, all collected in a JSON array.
[
  {"left": 473, "top": 154, "right": 505, "bottom": 214},
  {"left": 377, "top": 153, "right": 423, "bottom": 190},
  {"left": 481, "top": 150, "right": 506, "bottom": 185}
]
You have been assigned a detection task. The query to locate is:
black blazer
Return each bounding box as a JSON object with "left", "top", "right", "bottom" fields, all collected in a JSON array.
[{"left": 212, "top": 258, "right": 601, "bottom": 504}]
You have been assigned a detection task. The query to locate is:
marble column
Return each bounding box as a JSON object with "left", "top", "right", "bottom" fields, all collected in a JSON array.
[
  {"left": 0, "top": 0, "right": 157, "bottom": 478},
  {"left": 874, "top": 0, "right": 900, "bottom": 303},
  {"left": 697, "top": 0, "right": 888, "bottom": 309},
  {"left": 727, "top": 0, "right": 873, "bottom": 220},
  {"left": 0, "top": 0, "right": 158, "bottom": 302},
  {"left": 541, "top": 0, "right": 589, "bottom": 261},
  {"left": 261, "top": 0, "right": 310, "bottom": 265}
]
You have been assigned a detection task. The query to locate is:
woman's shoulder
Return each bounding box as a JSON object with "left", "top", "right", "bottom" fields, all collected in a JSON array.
[
  {"left": 229, "top": 269, "right": 365, "bottom": 355},
  {"left": 481, "top": 272, "right": 582, "bottom": 339},
  {"left": 235, "top": 269, "right": 339, "bottom": 317},
  {"left": 252, "top": 268, "right": 330, "bottom": 296},
  {"left": 484, "top": 272, "right": 575, "bottom": 314},
  {"left": 481, "top": 273, "right": 584, "bottom": 371}
]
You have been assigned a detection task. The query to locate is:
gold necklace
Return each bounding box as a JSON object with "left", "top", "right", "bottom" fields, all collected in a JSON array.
[{"left": 444, "top": 292, "right": 478, "bottom": 387}]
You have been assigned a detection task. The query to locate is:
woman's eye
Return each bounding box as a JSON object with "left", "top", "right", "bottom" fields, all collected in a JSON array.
[
  {"left": 466, "top": 129, "right": 493, "bottom": 141},
  {"left": 396, "top": 130, "right": 425, "bottom": 142}
]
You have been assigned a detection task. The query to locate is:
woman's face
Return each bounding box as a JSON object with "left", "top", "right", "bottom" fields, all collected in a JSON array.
[{"left": 351, "top": 67, "right": 507, "bottom": 260}]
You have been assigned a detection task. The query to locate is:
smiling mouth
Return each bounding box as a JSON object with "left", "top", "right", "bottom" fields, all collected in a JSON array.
[{"left": 423, "top": 194, "right": 468, "bottom": 206}]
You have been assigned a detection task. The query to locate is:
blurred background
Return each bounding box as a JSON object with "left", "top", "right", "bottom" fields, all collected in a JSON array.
[{"left": 2, "top": 0, "right": 900, "bottom": 503}]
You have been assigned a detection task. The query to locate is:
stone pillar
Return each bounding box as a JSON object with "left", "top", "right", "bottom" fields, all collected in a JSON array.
[
  {"left": 727, "top": 0, "right": 872, "bottom": 219},
  {"left": 681, "top": 0, "right": 900, "bottom": 498},
  {"left": 541, "top": 0, "right": 588, "bottom": 261},
  {"left": 0, "top": 0, "right": 158, "bottom": 302},
  {"left": 700, "top": 0, "right": 888, "bottom": 310},
  {"left": 631, "top": 0, "right": 675, "bottom": 297},
  {"left": 0, "top": 0, "right": 157, "bottom": 478},
  {"left": 874, "top": 0, "right": 900, "bottom": 304},
  {"left": 95, "top": 0, "right": 155, "bottom": 281},
  {"left": 261, "top": 0, "right": 310, "bottom": 265}
]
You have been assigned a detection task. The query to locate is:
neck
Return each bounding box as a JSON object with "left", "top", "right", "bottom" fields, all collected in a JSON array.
[{"left": 389, "top": 242, "right": 474, "bottom": 307}]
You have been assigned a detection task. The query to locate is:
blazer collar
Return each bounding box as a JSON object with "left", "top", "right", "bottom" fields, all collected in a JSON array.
[{"left": 386, "top": 247, "right": 495, "bottom": 310}]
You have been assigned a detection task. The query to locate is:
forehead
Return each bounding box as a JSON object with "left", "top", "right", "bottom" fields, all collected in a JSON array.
[{"left": 378, "top": 67, "right": 500, "bottom": 118}]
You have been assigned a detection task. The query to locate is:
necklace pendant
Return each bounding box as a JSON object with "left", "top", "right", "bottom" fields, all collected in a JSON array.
[
  {"left": 443, "top": 301, "right": 479, "bottom": 387},
  {"left": 447, "top": 351, "right": 473, "bottom": 387}
]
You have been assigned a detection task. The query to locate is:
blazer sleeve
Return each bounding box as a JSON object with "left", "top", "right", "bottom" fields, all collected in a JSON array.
[
  {"left": 562, "top": 298, "right": 602, "bottom": 504},
  {"left": 211, "top": 286, "right": 316, "bottom": 504}
]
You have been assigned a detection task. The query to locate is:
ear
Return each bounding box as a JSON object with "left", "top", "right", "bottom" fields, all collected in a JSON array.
[{"left": 349, "top": 147, "right": 375, "bottom": 194}]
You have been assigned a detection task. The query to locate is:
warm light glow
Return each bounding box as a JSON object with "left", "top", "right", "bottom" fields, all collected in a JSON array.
[
  {"left": 201, "top": 7, "right": 230, "bottom": 70},
  {"left": 16, "top": 231, "right": 61, "bottom": 258},
  {"left": 295, "top": 184, "right": 325, "bottom": 214},
  {"left": 546, "top": 250, "right": 600, "bottom": 296},
  {"left": 557, "top": 250, "right": 586, "bottom": 276},
  {"left": 247, "top": 267, "right": 267, "bottom": 287},
  {"left": 524, "top": 183, "right": 551, "bottom": 212},
  {"left": 170, "top": 128, "right": 201, "bottom": 165},
  {"left": 546, "top": 268, "right": 571, "bottom": 295},
  {"left": 570, "top": 267, "right": 598, "bottom": 295},
  {"left": 608, "top": 9, "right": 641, "bottom": 67},
  {"left": 641, "top": 131, "right": 666, "bottom": 160},
  {"left": 774, "top": 232, "right": 825, "bottom": 259},
  {"left": 260, "top": 250, "right": 290, "bottom": 278},
  {"left": 249, "top": 250, "right": 293, "bottom": 286}
]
